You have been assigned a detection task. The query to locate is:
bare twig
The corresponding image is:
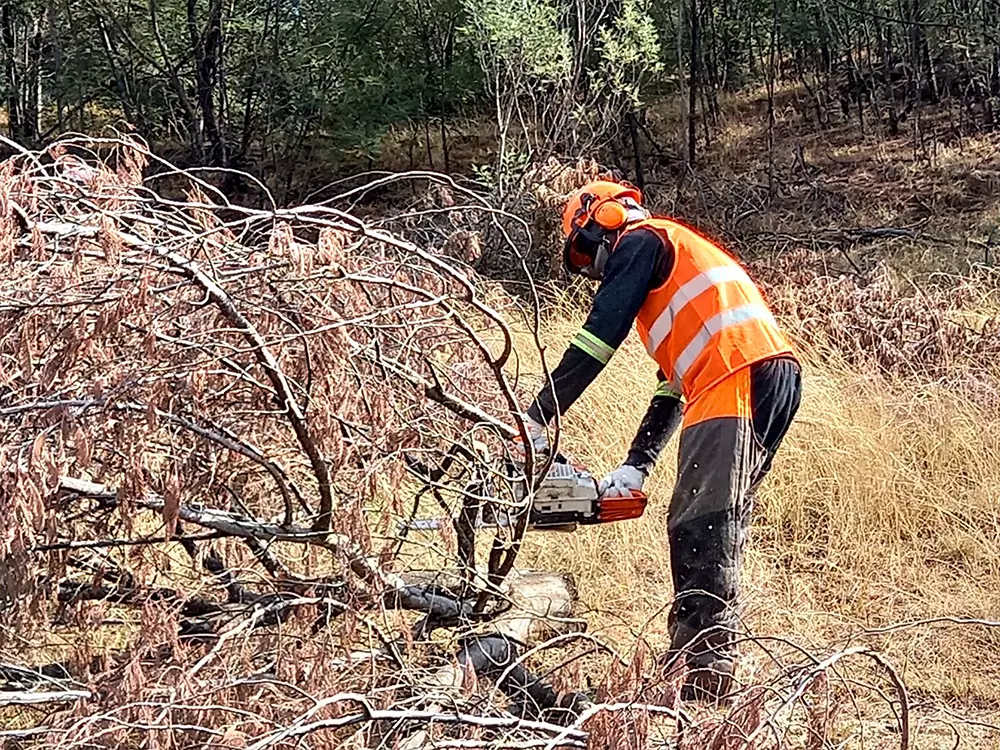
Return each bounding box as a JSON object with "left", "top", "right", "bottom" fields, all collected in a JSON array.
[{"left": 0, "top": 690, "right": 92, "bottom": 706}]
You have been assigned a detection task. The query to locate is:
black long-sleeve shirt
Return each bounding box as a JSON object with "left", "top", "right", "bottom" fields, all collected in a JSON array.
[{"left": 527, "top": 228, "right": 682, "bottom": 475}]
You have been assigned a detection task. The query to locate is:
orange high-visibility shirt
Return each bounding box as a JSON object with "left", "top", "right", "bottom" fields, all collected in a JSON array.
[{"left": 630, "top": 218, "right": 794, "bottom": 423}]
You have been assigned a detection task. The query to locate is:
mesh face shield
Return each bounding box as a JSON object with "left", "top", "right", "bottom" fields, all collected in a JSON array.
[
  {"left": 563, "top": 194, "right": 612, "bottom": 280},
  {"left": 562, "top": 192, "right": 650, "bottom": 279},
  {"left": 563, "top": 224, "right": 611, "bottom": 280}
]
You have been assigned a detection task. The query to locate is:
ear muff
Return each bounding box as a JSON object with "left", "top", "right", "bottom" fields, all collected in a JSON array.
[{"left": 591, "top": 199, "right": 629, "bottom": 230}]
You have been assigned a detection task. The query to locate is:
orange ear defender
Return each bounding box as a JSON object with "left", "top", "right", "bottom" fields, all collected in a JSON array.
[
  {"left": 561, "top": 180, "right": 643, "bottom": 238},
  {"left": 591, "top": 198, "right": 630, "bottom": 230}
]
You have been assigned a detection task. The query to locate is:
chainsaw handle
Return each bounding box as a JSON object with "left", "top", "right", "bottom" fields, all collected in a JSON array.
[{"left": 595, "top": 490, "right": 648, "bottom": 523}]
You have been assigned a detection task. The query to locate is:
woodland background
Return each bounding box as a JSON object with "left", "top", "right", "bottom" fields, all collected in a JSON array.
[{"left": 2, "top": 0, "right": 997, "bottom": 195}]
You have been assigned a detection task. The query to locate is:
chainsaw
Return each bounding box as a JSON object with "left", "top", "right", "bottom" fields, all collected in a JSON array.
[{"left": 401, "top": 454, "right": 648, "bottom": 533}]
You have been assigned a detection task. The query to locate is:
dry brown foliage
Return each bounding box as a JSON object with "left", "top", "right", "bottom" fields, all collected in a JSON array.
[
  {"left": 759, "top": 256, "right": 1000, "bottom": 402},
  {"left": 1, "top": 136, "right": 996, "bottom": 749},
  {"left": 0, "top": 135, "right": 586, "bottom": 745}
]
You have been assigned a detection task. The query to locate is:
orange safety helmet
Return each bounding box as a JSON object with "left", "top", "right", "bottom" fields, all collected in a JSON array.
[{"left": 562, "top": 180, "right": 644, "bottom": 279}]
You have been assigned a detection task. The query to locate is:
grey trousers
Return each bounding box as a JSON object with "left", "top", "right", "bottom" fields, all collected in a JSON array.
[{"left": 667, "top": 358, "right": 801, "bottom": 661}]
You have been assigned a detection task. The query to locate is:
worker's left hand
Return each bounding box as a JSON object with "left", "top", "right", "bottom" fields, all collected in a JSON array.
[
  {"left": 510, "top": 414, "right": 550, "bottom": 461},
  {"left": 598, "top": 464, "right": 646, "bottom": 498}
]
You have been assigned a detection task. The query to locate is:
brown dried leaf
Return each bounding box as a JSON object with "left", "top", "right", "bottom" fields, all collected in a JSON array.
[
  {"left": 268, "top": 221, "right": 292, "bottom": 259},
  {"left": 137, "top": 272, "right": 149, "bottom": 308},
  {"left": 143, "top": 328, "right": 157, "bottom": 358},
  {"left": 163, "top": 470, "right": 181, "bottom": 540},
  {"left": 74, "top": 427, "right": 92, "bottom": 469},
  {"left": 146, "top": 401, "right": 159, "bottom": 430},
  {"left": 318, "top": 227, "right": 347, "bottom": 265},
  {"left": 100, "top": 215, "right": 123, "bottom": 265},
  {"left": 29, "top": 224, "right": 44, "bottom": 256},
  {"left": 30, "top": 432, "right": 46, "bottom": 469},
  {"left": 0, "top": 216, "right": 14, "bottom": 264},
  {"left": 218, "top": 727, "right": 247, "bottom": 748},
  {"left": 18, "top": 332, "right": 35, "bottom": 379},
  {"left": 40, "top": 354, "right": 62, "bottom": 390},
  {"left": 459, "top": 657, "right": 478, "bottom": 696}
]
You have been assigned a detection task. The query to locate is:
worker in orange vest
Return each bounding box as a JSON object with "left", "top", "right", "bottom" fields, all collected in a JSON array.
[{"left": 522, "top": 180, "right": 802, "bottom": 703}]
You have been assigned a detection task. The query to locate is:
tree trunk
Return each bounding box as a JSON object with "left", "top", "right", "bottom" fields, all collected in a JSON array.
[
  {"left": 237, "top": 0, "right": 272, "bottom": 164},
  {"left": 626, "top": 110, "right": 644, "bottom": 189},
  {"left": 47, "top": 0, "right": 63, "bottom": 131},
  {"left": 766, "top": 0, "right": 777, "bottom": 197},
  {"left": 719, "top": 0, "right": 733, "bottom": 88},
  {"left": 189, "top": 0, "right": 228, "bottom": 167},
  {"left": 148, "top": 0, "right": 204, "bottom": 160},
  {"left": 992, "top": 44, "right": 1000, "bottom": 98},
  {"left": 677, "top": 0, "right": 688, "bottom": 163},
  {"left": 688, "top": 0, "right": 699, "bottom": 166},
  {"left": 94, "top": 15, "right": 138, "bottom": 129},
  {"left": 879, "top": 25, "right": 900, "bottom": 135},
  {"left": 3, "top": 1, "right": 24, "bottom": 140},
  {"left": 25, "top": 15, "right": 40, "bottom": 141}
]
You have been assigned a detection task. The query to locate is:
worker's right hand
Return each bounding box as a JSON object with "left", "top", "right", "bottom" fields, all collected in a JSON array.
[
  {"left": 511, "top": 415, "right": 549, "bottom": 460},
  {"left": 598, "top": 464, "right": 646, "bottom": 498}
]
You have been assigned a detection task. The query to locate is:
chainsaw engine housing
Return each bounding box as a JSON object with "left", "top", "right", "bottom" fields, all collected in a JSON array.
[{"left": 513, "top": 460, "right": 648, "bottom": 531}]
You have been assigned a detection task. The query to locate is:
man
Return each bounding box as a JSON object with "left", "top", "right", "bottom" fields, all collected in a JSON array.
[{"left": 521, "top": 179, "right": 802, "bottom": 702}]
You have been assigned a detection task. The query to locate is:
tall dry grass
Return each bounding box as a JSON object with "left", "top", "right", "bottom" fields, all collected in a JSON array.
[{"left": 509, "top": 303, "right": 1000, "bottom": 710}]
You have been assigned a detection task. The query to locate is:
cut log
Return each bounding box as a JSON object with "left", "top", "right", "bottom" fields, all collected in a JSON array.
[
  {"left": 398, "top": 568, "right": 581, "bottom": 644},
  {"left": 415, "top": 568, "right": 588, "bottom": 725},
  {"left": 491, "top": 569, "right": 580, "bottom": 645}
]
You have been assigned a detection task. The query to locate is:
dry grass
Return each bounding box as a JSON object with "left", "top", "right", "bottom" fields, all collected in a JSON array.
[{"left": 507, "top": 306, "right": 1000, "bottom": 718}]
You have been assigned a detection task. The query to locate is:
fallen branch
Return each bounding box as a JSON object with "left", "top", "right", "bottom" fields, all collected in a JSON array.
[
  {"left": 0, "top": 727, "right": 54, "bottom": 740},
  {"left": 861, "top": 616, "right": 1000, "bottom": 635},
  {"left": 0, "top": 689, "right": 91, "bottom": 706},
  {"left": 26, "top": 215, "right": 333, "bottom": 529},
  {"left": 356, "top": 346, "right": 516, "bottom": 439},
  {"left": 57, "top": 476, "right": 392, "bottom": 585},
  {"left": 246, "top": 702, "right": 587, "bottom": 750},
  {"left": 5, "top": 397, "right": 309, "bottom": 521},
  {"left": 57, "top": 476, "right": 481, "bottom": 619},
  {"left": 745, "top": 645, "right": 910, "bottom": 750},
  {"left": 0, "top": 662, "right": 73, "bottom": 689},
  {"left": 35, "top": 531, "right": 227, "bottom": 552}
]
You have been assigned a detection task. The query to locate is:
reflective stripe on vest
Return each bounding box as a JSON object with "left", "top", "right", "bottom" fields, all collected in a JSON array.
[
  {"left": 643, "top": 265, "right": 754, "bottom": 355},
  {"left": 673, "top": 304, "right": 778, "bottom": 379}
]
